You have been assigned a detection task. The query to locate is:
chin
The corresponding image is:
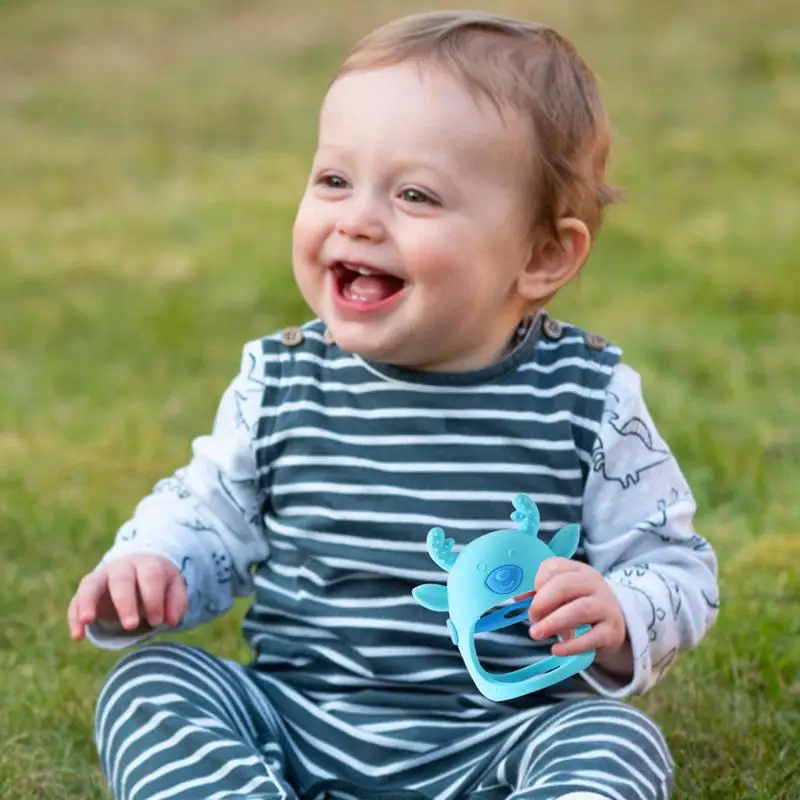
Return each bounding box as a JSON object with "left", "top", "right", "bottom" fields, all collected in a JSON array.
[
  {"left": 325, "top": 323, "right": 399, "bottom": 364},
  {"left": 336, "top": 334, "right": 391, "bottom": 361}
]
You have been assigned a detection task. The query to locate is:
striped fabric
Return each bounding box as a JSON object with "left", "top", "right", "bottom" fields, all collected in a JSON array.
[
  {"left": 93, "top": 315, "right": 675, "bottom": 798},
  {"left": 95, "top": 643, "right": 673, "bottom": 799},
  {"left": 243, "top": 316, "right": 618, "bottom": 699}
]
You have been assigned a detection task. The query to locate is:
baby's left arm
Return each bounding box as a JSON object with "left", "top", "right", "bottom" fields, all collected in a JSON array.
[{"left": 578, "top": 363, "right": 720, "bottom": 697}]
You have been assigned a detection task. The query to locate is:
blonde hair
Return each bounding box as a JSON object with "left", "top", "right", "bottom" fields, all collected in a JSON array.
[{"left": 334, "top": 11, "right": 621, "bottom": 241}]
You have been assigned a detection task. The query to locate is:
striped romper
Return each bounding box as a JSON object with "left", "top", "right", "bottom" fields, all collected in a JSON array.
[{"left": 88, "top": 314, "right": 719, "bottom": 800}]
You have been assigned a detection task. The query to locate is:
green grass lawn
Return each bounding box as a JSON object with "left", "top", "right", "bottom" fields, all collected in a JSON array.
[{"left": 1, "top": 0, "right": 798, "bottom": 797}]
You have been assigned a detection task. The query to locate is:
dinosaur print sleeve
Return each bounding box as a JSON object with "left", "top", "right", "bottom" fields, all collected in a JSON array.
[
  {"left": 85, "top": 342, "right": 269, "bottom": 650},
  {"left": 579, "top": 363, "right": 720, "bottom": 697}
]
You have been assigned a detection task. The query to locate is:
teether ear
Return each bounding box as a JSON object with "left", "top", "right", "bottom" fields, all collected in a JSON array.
[
  {"left": 412, "top": 583, "right": 449, "bottom": 612},
  {"left": 548, "top": 523, "right": 581, "bottom": 559}
]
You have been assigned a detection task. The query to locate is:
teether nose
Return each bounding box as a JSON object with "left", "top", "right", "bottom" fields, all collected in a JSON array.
[{"left": 485, "top": 564, "right": 522, "bottom": 595}]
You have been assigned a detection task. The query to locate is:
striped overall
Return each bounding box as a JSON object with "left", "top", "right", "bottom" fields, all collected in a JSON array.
[{"left": 94, "top": 317, "right": 674, "bottom": 799}]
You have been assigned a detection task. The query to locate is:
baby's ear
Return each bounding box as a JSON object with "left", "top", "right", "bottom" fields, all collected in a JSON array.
[
  {"left": 548, "top": 523, "right": 581, "bottom": 559},
  {"left": 412, "top": 584, "right": 449, "bottom": 612},
  {"left": 517, "top": 218, "right": 591, "bottom": 303}
]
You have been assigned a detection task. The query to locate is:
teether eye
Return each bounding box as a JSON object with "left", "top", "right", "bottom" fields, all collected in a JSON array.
[{"left": 485, "top": 564, "right": 522, "bottom": 595}]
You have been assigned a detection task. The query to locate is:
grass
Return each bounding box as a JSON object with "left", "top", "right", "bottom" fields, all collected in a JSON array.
[{"left": 0, "top": 0, "right": 798, "bottom": 797}]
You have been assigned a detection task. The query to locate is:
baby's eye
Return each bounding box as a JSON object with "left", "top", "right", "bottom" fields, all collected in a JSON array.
[
  {"left": 400, "top": 188, "right": 435, "bottom": 205},
  {"left": 318, "top": 174, "right": 348, "bottom": 190}
]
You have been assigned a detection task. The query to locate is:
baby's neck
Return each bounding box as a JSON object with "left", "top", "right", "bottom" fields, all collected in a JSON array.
[
  {"left": 434, "top": 315, "right": 533, "bottom": 373},
  {"left": 501, "top": 314, "right": 536, "bottom": 357}
]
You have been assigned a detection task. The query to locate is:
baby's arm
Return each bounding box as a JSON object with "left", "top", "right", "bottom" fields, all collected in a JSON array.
[
  {"left": 72, "top": 341, "right": 269, "bottom": 650},
  {"left": 580, "top": 363, "right": 720, "bottom": 697}
]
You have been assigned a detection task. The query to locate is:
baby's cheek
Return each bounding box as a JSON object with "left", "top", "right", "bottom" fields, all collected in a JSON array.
[
  {"left": 292, "top": 198, "right": 327, "bottom": 256},
  {"left": 399, "top": 228, "right": 457, "bottom": 272},
  {"left": 291, "top": 220, "right": 317, "bottom": 264},
  {"left": 413, "top": 258, "right": 472, "bottom": 308}
]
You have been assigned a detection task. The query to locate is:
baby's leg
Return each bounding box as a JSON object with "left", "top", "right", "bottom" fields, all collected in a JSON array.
[
  {"left": 472, "top": 699, "right": 673, "bottom": 800},
  {"left": 94, "top": 642, "right": 297, "bottom": 800}
]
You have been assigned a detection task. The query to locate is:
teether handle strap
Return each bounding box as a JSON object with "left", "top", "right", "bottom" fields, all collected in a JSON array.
[{"left": 473, "top": 597, "right": 531, "bottom": 634}]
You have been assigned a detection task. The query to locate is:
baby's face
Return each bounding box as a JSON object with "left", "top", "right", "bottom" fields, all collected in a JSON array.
[{"left": 292, "top": 61, "right": 536, "bottom": 371}]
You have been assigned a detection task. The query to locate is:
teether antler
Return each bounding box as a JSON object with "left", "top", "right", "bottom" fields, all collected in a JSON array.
[
  {"left": 426, "top": 527, "right": 458, "bottom": 571},
  {"left": 510, "top": 493, "right": 541, "bottom": 536}
]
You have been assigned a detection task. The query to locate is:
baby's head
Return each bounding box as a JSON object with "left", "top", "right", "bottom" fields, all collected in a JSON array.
[{"left": 292, "top": 11, "right": 618, "bottom": 372}]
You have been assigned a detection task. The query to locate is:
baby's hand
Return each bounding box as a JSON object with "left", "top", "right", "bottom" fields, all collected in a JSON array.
[
  {"left": 67, "top": 554, "right": 187, "bottom": 641},
  {"left": 524, "top": 558, "right": 628, "bottom": 665}
]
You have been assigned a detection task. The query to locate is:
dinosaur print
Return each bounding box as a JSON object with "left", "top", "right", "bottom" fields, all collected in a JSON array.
[
  {"left": 653, "top": 570, "right": 682, "bottom": 620},
  {"left": 233, "top": 390, "right": 251, "bottom": 431},
  {"left": 118, "top": 525, "right": 137, "bottom": 543},
  {"left": 652, "top": 647, "right": 677, "bottom": 683},
  {"left": 701, "top": 589, "right": 721, "bottom": 624},
  {"left": 211, "top": 551, "right": 234, "bottom": 584},
  {"left": 218, "top": 471, "right": 266, "bottom": 535},
  {"left": 622, "top": 563, "right": 650, "bottom": 580},
  {"left": 615, "top": 566, "right": 667, "bottom": 643},
  {"left": 153, "top": 472, "right": 191, "bottom": 500},
  {"left": 592, "top": 391, "right": 671, "bottom": 488},
  {"left": 244, "top": 350, "right": 269, "bottom": 391},
  {"left": 181, "top": 518, "right": 216, "bottom": 534},
  {"left": 636, "top": 488, "right": 711, "bottom": 550},
  {"left": 217, "top": 470, "right": 248, "bottom": 515}
]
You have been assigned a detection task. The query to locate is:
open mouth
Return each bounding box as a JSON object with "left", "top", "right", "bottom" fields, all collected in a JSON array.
[{"left": 331, "top": 262, "right": 406, "bottom": 307}]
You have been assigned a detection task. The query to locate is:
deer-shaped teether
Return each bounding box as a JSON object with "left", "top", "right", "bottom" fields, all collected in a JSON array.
[{"left": 412, "top": 494, "right": 595, "bottom": 701}]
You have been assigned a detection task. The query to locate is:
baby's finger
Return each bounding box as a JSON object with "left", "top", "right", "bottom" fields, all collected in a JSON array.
[
  {"left": 514, "top": 558, "right": 578, "bottom": 603},
  {"left": 67, "top": 595, "right": 84, "bottom": 640},
  {"left": 164, "top": 571, "right": 188, "bottom": 627},
  {"left": 107, "top": 561, "right": 141, "bottom": 630},
  {"left": 136, "top": 561, "right": 168, "bottom": 628},
  {"left": 549, "top": 623, "right": 614, "bottom": 657},
  {"left": 533, "top": 557, "right": 582, "bottom": 593},
  {"left": 529, "top": 595, "right": 601, "bottom": 641},
  {"left": 74, "top": 570, "right": 108, "bottom": 626},
  {"left": 529, "top": 571, "right": 592, "bottom": 624}
]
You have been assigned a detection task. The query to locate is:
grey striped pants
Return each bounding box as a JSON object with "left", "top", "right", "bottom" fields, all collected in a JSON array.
[{"left": 94, "top": 644, "right": 673, "bottom": 800}]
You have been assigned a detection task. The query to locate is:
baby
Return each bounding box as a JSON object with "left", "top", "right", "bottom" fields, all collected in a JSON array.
[{"left": 68, "top": 11, "right": 719, "bottom": 800}]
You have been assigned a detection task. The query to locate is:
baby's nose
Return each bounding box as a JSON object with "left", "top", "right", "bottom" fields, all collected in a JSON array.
[
  {"left": 485, "top": 564, "right": 523, "bottom": 595},
  {"left": 335, "top": 196, "right": 386, "bottom": 242}
]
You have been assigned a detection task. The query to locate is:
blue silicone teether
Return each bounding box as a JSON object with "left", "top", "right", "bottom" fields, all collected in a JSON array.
[{"left": 411, "top": 494, "right": 595, "bottom": 702}]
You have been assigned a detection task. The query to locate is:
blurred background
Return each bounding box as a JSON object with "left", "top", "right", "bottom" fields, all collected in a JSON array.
[{"left": 0, "top": 1, "right": 798, "bottom": 797}]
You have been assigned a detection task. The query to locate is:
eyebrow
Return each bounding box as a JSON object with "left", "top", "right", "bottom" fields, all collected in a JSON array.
[{"left": 315, "top": 143, "right": 454, "bottom": 174}]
